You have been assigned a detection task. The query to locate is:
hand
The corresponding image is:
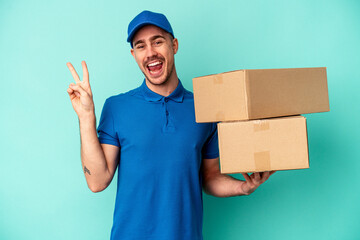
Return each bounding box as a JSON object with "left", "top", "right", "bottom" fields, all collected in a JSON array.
[
  {"left": 240, "top": 171, "right": 276, "bottom": 195},
  {"left": 66, "top": 61, "right": 94, "bottom": 118}
]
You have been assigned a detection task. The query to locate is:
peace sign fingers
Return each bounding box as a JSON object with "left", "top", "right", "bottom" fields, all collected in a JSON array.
[
  {"left": 66, "top": 60, "right": 95, "bottom": 117},
  {"left": 67, "top": 61, "right": 92, "bottom": 94}
]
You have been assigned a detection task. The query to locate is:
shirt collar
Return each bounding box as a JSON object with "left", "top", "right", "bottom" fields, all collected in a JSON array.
[{"left": 140, "top": 79, "right": 185, "bottom": 103}]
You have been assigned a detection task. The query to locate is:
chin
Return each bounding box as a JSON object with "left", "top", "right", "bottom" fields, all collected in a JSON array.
[{"left": 146, "top": 76, "right": 169, "bottom": 86}]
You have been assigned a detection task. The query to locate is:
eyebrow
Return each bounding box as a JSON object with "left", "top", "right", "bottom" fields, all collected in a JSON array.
[
  {"left": 150, "top": 35, "right": 166, "bottom": 41},
  {"left": 133, "top": 39, "right": 145, "bottom": 47},
  {"left": 133, "top": 35, "right": 166, "bottom": 47}
]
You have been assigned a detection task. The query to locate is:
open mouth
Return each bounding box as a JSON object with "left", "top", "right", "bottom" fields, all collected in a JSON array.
[{"left": 146, "top": 61, "right": 164, "bottom": 77}]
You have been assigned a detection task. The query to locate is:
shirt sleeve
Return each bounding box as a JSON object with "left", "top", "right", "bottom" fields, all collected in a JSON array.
[
  {"left": 97, "top": 98, "right": 120, "bottom": 147},
  {"left": 202, "top": 122, "right": 219, "bottom": 159}
]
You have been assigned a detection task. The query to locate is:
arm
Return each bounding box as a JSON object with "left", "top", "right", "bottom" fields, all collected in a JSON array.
[
  {"left": 201, "top": 157, "right": 275, "bottom": 197},
  {"left": 67, "top": 61, "right": 119, "bottom": 193}
]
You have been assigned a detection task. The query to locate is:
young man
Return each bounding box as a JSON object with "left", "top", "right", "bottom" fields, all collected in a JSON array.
[{"left": 67, "top": 10, "right": 274, "bottom": 240}]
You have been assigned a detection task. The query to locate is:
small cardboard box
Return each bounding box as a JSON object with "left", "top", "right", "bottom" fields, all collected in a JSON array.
[
  {"left": 193, "top": 67, "right": 329, "bottom": 123},
  {"left": 217, "top": 116, "right": 309, "bottom": 173}
]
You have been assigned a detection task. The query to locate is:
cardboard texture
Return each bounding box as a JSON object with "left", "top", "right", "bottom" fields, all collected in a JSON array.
[
  {"left": 193, "top": 67, "right": 329, "bottom": 122},
  {"left": 217, "top": 116, "right": 309, "bottom": 173}
]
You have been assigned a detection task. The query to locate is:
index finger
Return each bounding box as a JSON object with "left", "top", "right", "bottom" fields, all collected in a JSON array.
[
  {"left": 66, "top": 62, "right": 81, "bottom": 83},
  {"left": 81, "top": 61, "right": 89, "bottom": 83},
  {"left": 261, "top": 171, "right": 276, "bottom": 182}
]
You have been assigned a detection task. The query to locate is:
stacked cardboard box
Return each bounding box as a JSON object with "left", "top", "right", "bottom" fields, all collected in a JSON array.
[{"left": 193, "top": 67, "right": 329, "bottom": 173}]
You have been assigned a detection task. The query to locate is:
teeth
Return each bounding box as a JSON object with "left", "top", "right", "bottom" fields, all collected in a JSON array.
[{"left": 148, "top": 61, "right": 161, "bottom": 67}]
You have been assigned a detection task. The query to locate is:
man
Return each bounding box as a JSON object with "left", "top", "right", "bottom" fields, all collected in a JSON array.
[{"left": 67, "top": 10, "right": 275, "bottom": 240}]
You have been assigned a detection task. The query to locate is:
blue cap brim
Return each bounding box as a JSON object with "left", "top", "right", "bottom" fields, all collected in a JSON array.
[{"left": 127, "top": 22, "right": 175, "bottom": 44}]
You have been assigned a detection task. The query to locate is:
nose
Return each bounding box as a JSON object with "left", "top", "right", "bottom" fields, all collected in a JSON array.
[{"left": 145, "top": 45, "right": 158, "bottom": 60}]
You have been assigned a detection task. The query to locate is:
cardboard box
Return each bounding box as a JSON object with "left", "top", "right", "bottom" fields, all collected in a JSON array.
[
  {"left": 217, "top": 116, "right": 309, "bottom": 173},
  {"left": 193, "top": 67, "right": 329, "bottom": 122}
]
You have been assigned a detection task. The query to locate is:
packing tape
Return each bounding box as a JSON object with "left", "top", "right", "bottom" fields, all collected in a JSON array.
[
  {"left": 254, "top": 151, "right": 271, "bottom": 171},
  {"left": 214, "top": 75, "right": 223, "bottom": 84},
  {"left": 253, "top": 120, "right": 270, "bottom": 132},
  {"left": 215, "top": 111, "right": 225, "bottom": 120}
]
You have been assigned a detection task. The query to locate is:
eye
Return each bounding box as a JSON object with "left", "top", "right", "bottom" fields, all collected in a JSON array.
[
  {"left": 154, "top": 40, "right": 164, "bottom": 46},
  {"left": 136, "top": 44, "right": 145, "bottom": 49}
]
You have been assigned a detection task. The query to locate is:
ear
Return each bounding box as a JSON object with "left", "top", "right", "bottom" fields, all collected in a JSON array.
[
  {"left": 130, "top": 48, "right": 135, "bottom": 58},
  {"left": 172, "top": 38, "right": 179, "bottom": 54}
]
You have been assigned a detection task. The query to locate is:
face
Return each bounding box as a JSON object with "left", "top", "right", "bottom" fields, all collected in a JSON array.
[{"left": 131, "top": 25, "right": 178, "bottom": 86}]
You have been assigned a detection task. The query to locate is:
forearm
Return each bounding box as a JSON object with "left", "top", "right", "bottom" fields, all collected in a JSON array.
[
  {"left": 203, "top": 173, "right": 248, "bottom": 197},
  {"left": 79, "top": 114, "right": 111, "bottom": 192}
]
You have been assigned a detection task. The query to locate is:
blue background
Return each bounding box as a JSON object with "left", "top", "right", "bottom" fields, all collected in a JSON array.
[{"left": 1, "top": 0, "right": 359, "bottom": 239}]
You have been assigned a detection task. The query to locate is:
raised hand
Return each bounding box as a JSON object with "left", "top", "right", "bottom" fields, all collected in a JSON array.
[
  {"left": 241, "top": 171, "right": 276, "bottom": 195},
  {"left": 66, "top": 61, "right": 94, "bottom": 118}
]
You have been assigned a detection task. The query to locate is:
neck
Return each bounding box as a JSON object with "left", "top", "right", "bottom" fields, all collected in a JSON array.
[{"left": 145, "top": 68, "right": 179, "bottom": 97}]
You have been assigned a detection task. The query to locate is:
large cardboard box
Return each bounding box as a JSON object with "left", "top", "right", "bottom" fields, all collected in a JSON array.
[
  {"left": 193, "top": 67, "right": 329, "bottom": 123},
  {"left": 217, "top": 116, "right": 309, "bottom": 173}
]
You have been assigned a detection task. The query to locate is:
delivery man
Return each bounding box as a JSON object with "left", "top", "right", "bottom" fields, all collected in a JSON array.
[{"left": 66, "top": 10, "right": 275, "bottom": 240}]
